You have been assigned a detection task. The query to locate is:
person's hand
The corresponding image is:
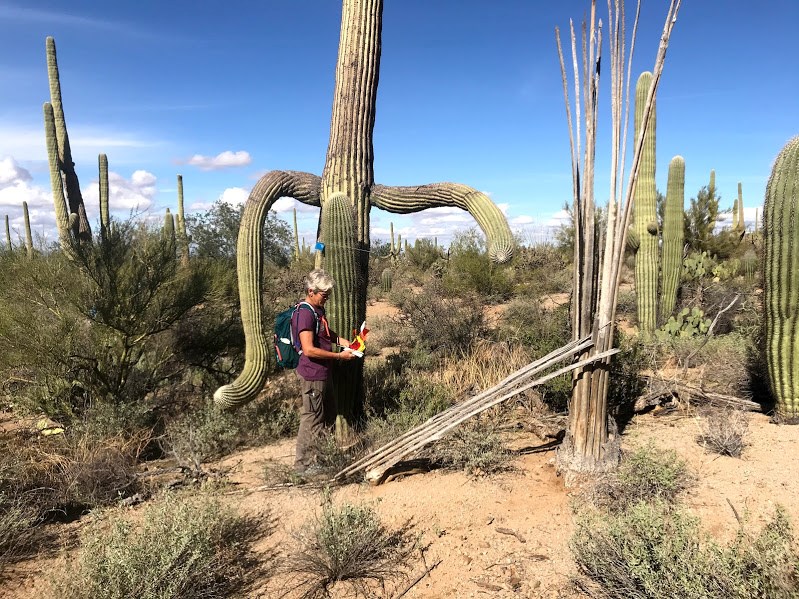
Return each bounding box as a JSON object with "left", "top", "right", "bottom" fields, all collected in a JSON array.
[{"left": 339, "top": 349, "right": 356, "bottom": 360}]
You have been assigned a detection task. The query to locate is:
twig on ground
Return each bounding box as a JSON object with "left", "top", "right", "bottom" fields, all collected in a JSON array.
[{"left": 393, "top": 559, "right": 442, "bottom": 599}]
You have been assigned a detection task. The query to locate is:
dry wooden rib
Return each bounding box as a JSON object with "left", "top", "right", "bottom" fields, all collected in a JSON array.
[{"left": 336, "top": 338, "right": 619, "bottom": 483}]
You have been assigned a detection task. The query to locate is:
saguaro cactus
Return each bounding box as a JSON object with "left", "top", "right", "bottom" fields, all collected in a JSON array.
[
  {"left": 22, "top": 202, "right": 33, "bottom": 259},
  {"left": 45, "top": 36, "right": 91, "bottom": 243},
  {"left": 734, "top": 182, "right": 745, "bottom": 235},
  {"left": 660, "top": 156, "right": 685, "bottom": 320},
  {"left": 176, "top": 175, "right": 190, "bottom": 265},
  {"left": 213, "top": 0, "right": 514, "bottom": 414},
  {"left": 292, "top": 207, "right": 300, "bottom": 261},
  {"left": 632, "top": 72, "right": 658, "bottom": 338},
  {"left": 99, "top": 153, "right": 109, "bottom": 242},
  {"left": 321, "top": 192, "right": 359, "bottom": 436},
  {"left": 764, "top": 136, "right": 799, "bottom": 421},
  {"left": 4, "top": 215, "right": 11, "bottom": 251},
  {"left": 163, "top": 208, "right": 176, "bottom": 256},
  {"left": 381, "top": 268, "right": 392, "bottom": 292}
]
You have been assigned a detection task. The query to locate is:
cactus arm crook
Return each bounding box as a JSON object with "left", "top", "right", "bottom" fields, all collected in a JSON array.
[
  {"left": 370, "top": 182, "right": 514, "bottom": 263},
  {"left": 213, "top": 170, "right": 321, "bottom": 410}
]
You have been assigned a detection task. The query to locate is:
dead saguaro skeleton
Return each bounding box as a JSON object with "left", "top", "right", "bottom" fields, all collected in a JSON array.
[{"left": 336, "top": 336, "right": 619, "bottom": 484}]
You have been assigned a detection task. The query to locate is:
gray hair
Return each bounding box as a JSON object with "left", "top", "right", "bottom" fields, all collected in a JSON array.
[{"left": 304, "top": 269, "right": 334, "bottom": 294}]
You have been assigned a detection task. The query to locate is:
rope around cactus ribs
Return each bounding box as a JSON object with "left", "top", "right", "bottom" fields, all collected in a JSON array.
[{"left": 335, "top": 335, "right": 620, "bottom": 484}]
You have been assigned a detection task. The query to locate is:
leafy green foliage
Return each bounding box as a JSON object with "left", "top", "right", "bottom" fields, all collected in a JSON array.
[
  {"left": 442, "top": 229, "right": 513, "bottom": 300},
  {"left": 656, "top": 306, "right": 711, "bottom": 339},
  {"left": 186, "top": 199, "right": 292, "bottom": 266},
  {"left": 685, "top": 182, "right": 721, "bottom": 254},
  {"left": 405, "top": 238, "right": 444, "bottom": 271}
]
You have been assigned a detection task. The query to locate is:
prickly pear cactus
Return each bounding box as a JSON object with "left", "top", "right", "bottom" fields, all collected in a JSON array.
[
  {"left": 764, "top": 136, "right": 799, "bottom": 421},
  {"left": 632, "top": 72, "right": 658, "bottom": 338},
  {"left": 660, "top": 156, "right": 684, "bottom": 321}
]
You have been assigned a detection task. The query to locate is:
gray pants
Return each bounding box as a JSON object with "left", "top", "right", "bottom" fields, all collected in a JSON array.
[{"left": 295, "top": 376, "right": 330, "bottom": 470}]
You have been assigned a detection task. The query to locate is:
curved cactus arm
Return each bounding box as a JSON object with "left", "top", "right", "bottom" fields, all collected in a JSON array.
[
  {"left": 46, "top": 36, "right": 91, "bottom": 242},
  {"left": 213, "top": 170, "right": 321, "bottom": 410},
  {"left": 370, "top": 182, "right": 514, "bottom": 263},
  {"left": 44, "top": 102, "right": 79, "bottom": 261}
]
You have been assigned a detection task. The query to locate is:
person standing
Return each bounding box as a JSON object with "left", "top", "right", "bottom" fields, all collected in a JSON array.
[{"left": 293, "top": 269, "right": 354, "bottom": 473}]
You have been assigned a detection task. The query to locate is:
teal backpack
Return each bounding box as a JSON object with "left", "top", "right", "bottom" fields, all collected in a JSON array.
[{"left": 273, "top": 302, "right": 318, "bottom": 369}]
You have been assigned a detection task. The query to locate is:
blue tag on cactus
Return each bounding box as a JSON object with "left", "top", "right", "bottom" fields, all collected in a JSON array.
[{"left": 314, "top": 242, "right": 325, "bottom": 252}]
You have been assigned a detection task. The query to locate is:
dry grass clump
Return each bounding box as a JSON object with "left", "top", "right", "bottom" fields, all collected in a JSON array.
[
  {"left": 430, "top": 415, "right": 512, "bottom": 476},
  {"left": 697, "top": 409, "right": 748, "bottom": 457},
  {"left": 51, "top": 491, "right": 271, "bottom": 599},
  {"left": 437, "top": 340, "right": 533, "bottom": 396},
  {"left": 281, "top": 495, "right": 418, "bottom": 598}
]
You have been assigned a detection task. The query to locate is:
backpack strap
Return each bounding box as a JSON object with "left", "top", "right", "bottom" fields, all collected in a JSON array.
[{"left": 291, "top": 301, "right": 322, "bottom": 353}]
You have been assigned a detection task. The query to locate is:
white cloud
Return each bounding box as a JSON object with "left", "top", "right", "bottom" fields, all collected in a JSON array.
[
  {"left": 186, "top": 150, "right": 251, "bottom": 171},
  {"left": 219, "top": 187, "right": 249, "bottom": 206},
  {"left": 0, "top": 156, "right": 51, "bottom": 209},
  {"left": 83, "top": 169, "right": 158, "bottom": 213}
]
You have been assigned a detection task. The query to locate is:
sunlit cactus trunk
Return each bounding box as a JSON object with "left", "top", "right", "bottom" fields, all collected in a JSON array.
[
  {"left": 163, "top": 209, "right": 176, "bottom": 258},
  {"left": 292, "top": 207, "right": 300, "bottom": 261},
  {"left": 99, "top": 154, "right": 110, "bottom": 243},
  {"left": 632, "top": 72, "right": 658, "bottom": 339},
  {"left": 176, "top": 175, "right": 190, "bottom": 266},
  {"left": 764, "top": 136, "right": 799, "bottom": 422},
  {"left": 22, "top": 202, "right": 33, "bottom": 259},
  {"left": 660, "top": 156, "right": 684, "bottom": 321},
  {"left": 46, "top": 36, "right": 91, "bottom": 243},
  {"left": 381, "top": 268, "right": 392, "bottom": 292},
  {"left": 321, "top": 192, "right": 360, "bottom": 437},
  {"left": 4, "top": 215, "right": 11, "bottom": 251}
]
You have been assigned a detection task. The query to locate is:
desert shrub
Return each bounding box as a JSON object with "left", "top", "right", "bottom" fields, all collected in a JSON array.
[
  {"left": 697, "top": 409, "right": 748, "bottom": 457},
  {"left": 497, "top": 298, "right": 572, "bottom": 410},
  {"left": 163, "top": 393, "right": 298, "bottom": 466},
  {"left": 405, "top": 238, "right": 444, "bottom": 271},
  {"left": 282, "top": 495, "right": 418, "bottom": 598},
  {"left": 431, "top": 416, "right": 512, "bottom": 476},
  {"left": 52, "top": 492, "right": 269, "bottom": 599},
  {"left": 392, "top": 279, "right": 486, "bottom": 357},
  {"left": 0, "top": 491, "right": 40, "bottom": 574},
  {"left": 442, "top": 228, "right": 514, "bottom": 300},
  {"left": 590, "top": 443, "right": 693, "bottom": 513},
  {"left": 0, "top": 222, "right": 209, "bottom": 426},
  {"left": 513, "top": 243, "right": 572, "bottom": 296},
  {"left": 572, "top": 502, "right": 799, "bottom": 599}
]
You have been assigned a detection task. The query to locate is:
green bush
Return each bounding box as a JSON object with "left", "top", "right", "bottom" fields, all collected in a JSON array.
[
  {"left": 590, "top": 443, "right": 693, "bottom": 513},
  {"left": 282, "top": 495, "right": 417, "bottom": 599},
  {"left": 431, "top": 416, "right": 512, "bottom": 476},
  {"left": 572, "top": 502, "right": 799, "bottom": 598},
  {"left": 442, "top": 228, "right": 514, "bottom": 300},
  {"left": 52, "top": 492, "right": 270, "bottom": 599}
]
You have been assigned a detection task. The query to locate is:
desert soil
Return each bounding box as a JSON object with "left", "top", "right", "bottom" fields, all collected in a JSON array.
[{"left": 2, "top": 300, "right": 798, "bottom": 598}]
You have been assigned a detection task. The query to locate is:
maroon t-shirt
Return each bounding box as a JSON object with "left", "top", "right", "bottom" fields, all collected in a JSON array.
[{"left": 293, "top": 302, "right": 337, "bottom": 381}]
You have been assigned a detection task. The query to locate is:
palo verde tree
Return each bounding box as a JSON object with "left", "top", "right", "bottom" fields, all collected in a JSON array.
[
  {"left": 555, "top": 0, "right": 682, "bottom": 477},
  {"left": 213, "top": 0, "right": 514, "bottom": 430}
]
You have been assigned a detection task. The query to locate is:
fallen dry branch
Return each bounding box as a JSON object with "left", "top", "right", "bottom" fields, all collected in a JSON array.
[
  {"left": 336, "top": 337, "right": 619, "bottom": 484},
  {"left": 634, "top": 376, "right": 761, "bottom": 413}
]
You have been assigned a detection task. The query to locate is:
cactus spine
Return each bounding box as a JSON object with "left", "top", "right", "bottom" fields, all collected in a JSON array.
[
  {"left": 175, "top": 175, "right": 190, "bottom": 265},
  {"left": 381, "top": 268, "right": 392, "bottom": 292},
  {"left": 321, "top": 192, "right": 358, "bottom": 438},
  {"left": 660, "top": 156, "right": 685, "bottom": 320},
  {"left": 632, "top": 72, "right": 658, "bottom": 338},
  {"left": 4, "top": 215, "right": 10, "bottom": 251},
  {"left": 99, "top": 153, "right": 109, "bottom": 242},
  {"left": 764, "top": 136, "right": 799, "bottom": 421},
  {"left": 23, "top": 202, "right": 33, "bottom": 259}
]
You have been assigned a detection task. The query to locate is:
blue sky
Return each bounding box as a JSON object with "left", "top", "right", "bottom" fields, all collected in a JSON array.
[{"left": 1, "top": 0, "right": 797, "bottom": 249}]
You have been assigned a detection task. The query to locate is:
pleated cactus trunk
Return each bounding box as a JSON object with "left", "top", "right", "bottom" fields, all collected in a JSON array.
[
  {"left": 4, "top": 215, "right": 11, "bottom": 252},
  {"left": 22, "top": 202, "right": 33, "bottom": 259},
  {"left": 381, "top": 267, "right": 392, "bottom": 292},
  {"left": 163, "top": 209, "right": 177, "bottom": 258},
  {"left": 632, "top": 72, "right": 658, "bottom": 339},
  {"left": 764, "top": 136, "right": 799, "bottom": 422},
  {"left": 660, "top": 156, "right": 685, "bottom": 321},
  {"left": 320, "top": 193, "right": 360, "bottom": 437},
  {"left": 99, "top": 154, "right": 110, "bottom": 243},
  {"left": 45, "top": 36, "right": 91, "bottom": 244},
  {"left": 176, "top": 175, "right": 190, "bottom": 266}
]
